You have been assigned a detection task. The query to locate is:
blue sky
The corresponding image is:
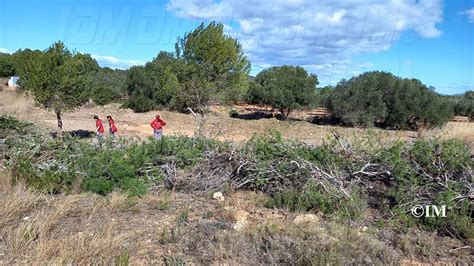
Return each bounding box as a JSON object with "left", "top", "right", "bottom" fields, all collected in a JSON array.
[{"left": 0, "top": 0, "right": 472, "bottom": 94}]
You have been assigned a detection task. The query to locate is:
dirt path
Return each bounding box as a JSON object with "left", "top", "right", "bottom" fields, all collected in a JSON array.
[{"left": 1, "top": 90, "right": 472, "bottom": 149}]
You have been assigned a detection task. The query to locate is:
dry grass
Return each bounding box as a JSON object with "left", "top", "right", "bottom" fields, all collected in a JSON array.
[
  {"left": 0, "top": 90, "right": 35, "bottom": 116},
  {"left": 34, "top": 223, "right": 127, "bottom": 264},
  {"left": 0, "top": 186, "right": 48, "bottom": 228},
  {"left": 441, "top": 122, "right": 474, "bottom": 146},
  {"left": 0, "top": 186, "right": 472, "bottom": 264},
  {"left": 107, "top": 191, "right": 133, "bottom": 211},
  {"left": 142, "top": 190, "right": 173, "bottom": 210},
  {"left": 0, "top": 168, "right": 12, "bottom": 192}
]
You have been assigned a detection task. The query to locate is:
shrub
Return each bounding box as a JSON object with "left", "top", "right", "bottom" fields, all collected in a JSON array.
[
  {"left": 329, "top": 71, "right": 453, "bottom": 129},
  {"left": 246, "top": 65, "right": 318, "bottom": 118},
  {"left": 376, "top": 139, "right": 472, "bottom": 238},
  {"left": 267, "top": 183, "right": 366, "bottom": 220},
  {"left": 0, "top": 115, "right": 31, "bottom": 137},
  {"left": 4, "top": 120, "right": 472, "bottom": 241},
  {"left": 127, "top": 91, "right": 155, "bottom": 112},
  {"left": 0, "top": 52, "right": 15, "bottom": 77}
]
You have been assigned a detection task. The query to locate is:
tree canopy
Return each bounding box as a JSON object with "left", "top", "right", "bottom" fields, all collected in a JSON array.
[
  {"left": 19, "top": 41, "right": 99, "bottom": 130},
  {"left": 448, "top": 91, "right": 474, "bottom": 119},
  {"left": 176, "top": 22, "right": 250, "bottom": 105},
  {"left": 90, "top": 67, "right": 128, "bottom": 105},
  {"left": 328, "top": 71, "right": 453, "bottom": 129},
  {"left": 246, "top": 65, "right": 318, "bottom": 118},
  {"left": 0, "top": 53, "right": 15, "bottom": 77},
  {"left": 125, "top": 22, "right": 251, "bottom": 113}
]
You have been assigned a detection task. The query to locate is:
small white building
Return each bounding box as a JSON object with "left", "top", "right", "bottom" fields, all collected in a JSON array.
[{"left": 7, "top": 76, "right": 19, "bottom": 87}]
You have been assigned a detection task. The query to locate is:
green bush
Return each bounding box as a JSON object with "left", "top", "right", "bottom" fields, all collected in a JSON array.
[
  {"left": 267, "top": 183, "right": 366, "bottom": 220},
  {"left": 329, "top": 71, "right": 453, "bottom": 129},
  {"left": 246, "top": 65, "right": 318, "bottom": 118},
  {"left": 375, "top": 139, "right": 472, "bottom": 238},
  {"left": 0, "top": 52, "right": 15, "bottom": 77},
  {"left": 6, "top": 130, "right": 225, "bottom": 196},
  {"left": 127, "top": 91, "right": 155, "bottom": 112},
  {"left": 0, "top": 115, "right": 31, "bottom": 137},
  {"left": 4, "top": 121, "right": 472, "bottom": 241}
]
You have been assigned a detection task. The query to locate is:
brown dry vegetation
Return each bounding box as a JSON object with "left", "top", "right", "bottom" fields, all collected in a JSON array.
[{"left": 0, "top": 171, "right": 472, "bottom": 264}]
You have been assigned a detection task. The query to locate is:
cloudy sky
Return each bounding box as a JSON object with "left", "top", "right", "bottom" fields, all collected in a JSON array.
[{"left": 0, "top": 0, "right": 472, "bottom": 94}]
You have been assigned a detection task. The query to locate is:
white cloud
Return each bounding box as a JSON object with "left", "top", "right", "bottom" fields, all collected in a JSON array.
[
  {"left": 91, "top": 54, "right": 145, "bottom": 70},
  {"left": 0, "top": 48, "right": 12, "bottom": 54},
  {"left": 167, "top": 0, "right": 443, "bottom": 85},
  {"left": 461, "top": 7, "right": 474, "bottom": 22}
]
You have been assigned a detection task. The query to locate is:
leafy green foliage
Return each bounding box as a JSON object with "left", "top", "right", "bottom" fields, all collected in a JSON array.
[
  {"left": 17, "top": 41, "right": 99, "bottom": 130},
  {"left": 328, "top": 71, "right": 453, "bottom": 129},
  {"left": 314, "top": 85, "right": 334, "bottom": 108},
  {"left": 452, "top": 91, "right": 474, "bottom": 118},
  {"left": 125, "top": 52, "right": 185, "bottom": 111},
  {"left": 126, "top": 22, "right": 250, "bottom": 113},
  {"left": 246, "top": 65, "right": 318, "bottom": 118},
  {"left": 0, "top": 115, "right": 31, "bottom": 137},
  {"left": 90, "top": 68, "right": 127, "bottom": 105},
  {"left": 6, "top": 121, "right": 225, "bottom": 196},
  {"left": 375, "top": 139, "right": 472, "bottom": 238},
  {"left": 0, "top": 53, "right": 15, "bottom": 77},
  {"left": 4, "top": 117, "right": 472, "bottom": 240},
  {"left": 11, "top": 49, "right": 43, "bottom": 78},
  {"left": 127, "top": 90, "right": 155, "bottom": 112},
  {"left": 177, "top": 22, "right": 251, "bottom": 106}
]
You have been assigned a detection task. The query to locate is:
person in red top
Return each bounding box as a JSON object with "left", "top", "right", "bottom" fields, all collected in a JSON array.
[
  {"left": 150, "top": 114, "right": 167, "bottom": 139},
  {"left": 106, "top": 115, "right": 118, "bottom": 139},
  {"left": 93, "top": 115, "right": 105, "bottom": 143}
]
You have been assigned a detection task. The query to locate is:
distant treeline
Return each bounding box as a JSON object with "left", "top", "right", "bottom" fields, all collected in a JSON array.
[{"left": 0, "top": 22, "right": 472, "bottom": 130}]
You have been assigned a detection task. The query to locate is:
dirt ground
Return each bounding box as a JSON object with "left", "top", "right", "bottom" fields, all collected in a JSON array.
[
  {"left": 0, "top": 175, "right": 472, "bottom": 264},
  {"left": 1, "top": 89, "right": 473, "bottom": 264},
  {"left": 0, "top": 89, "right": 473, "bottom": 150}
]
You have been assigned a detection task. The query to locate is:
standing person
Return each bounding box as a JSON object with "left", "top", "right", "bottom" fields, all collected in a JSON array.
[
  {"left": 150, "top": 114, "right": 166, "bottom": 139},
  {"left": 94, "top": 115, "right": 105, "bottom": 143},
  {"left": 107, "top": 115, "right": 118, "bottom": 139}
]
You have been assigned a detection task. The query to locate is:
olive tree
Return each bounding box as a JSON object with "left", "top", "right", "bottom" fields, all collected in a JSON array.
[
  {"left": 247, "top": 65, "right": 318, "bottom": 119},
  {"left": 329, "top": 71, "right": 453, "bottom": 129}
]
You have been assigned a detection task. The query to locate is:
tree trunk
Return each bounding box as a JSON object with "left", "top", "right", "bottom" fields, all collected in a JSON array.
[
  {"left": 55, "top": 108, "right": 63, "bottom": 133},
  {"left": 279, "top": 107, "right": 287, "bottom": 120}
]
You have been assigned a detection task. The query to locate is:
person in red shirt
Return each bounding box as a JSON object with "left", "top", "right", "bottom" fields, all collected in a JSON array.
[
  {"left": 150, "top": 114, "right": 167, "bottom": 139},
  {"left": 93, "top": 115, "right": 105, "bottom": 143},
  {"left": 106, "top": 115, "right": 118, "bottom": 139}
]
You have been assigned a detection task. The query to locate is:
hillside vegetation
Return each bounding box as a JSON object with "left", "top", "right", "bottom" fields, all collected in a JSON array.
[
  {"left": 1, "top": 22, "right": 472, "bottom": 134},
  {"left": 1, "top": 116, "right": 472, "bottom": 263}
]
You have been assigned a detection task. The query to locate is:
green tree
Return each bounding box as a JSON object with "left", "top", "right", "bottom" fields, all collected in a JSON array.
[
  {"left": 11, "top": 49, "right": 43, "bottom": 78},
  {"left": 125, "top": 64, "right": 158, "bottom": 112},
  {"left": 315, "top": 85, "right": 334, "bottom": 108},
  {"left": 0, "top": 53, "right": 15, "bottom": 77},
  {"left": 125, "top": 52, "right": 183, "bottom": 111},
  {"left": 247, "top": 65, "right": 318, "bottom": 119},
  {"left": 329, "top": 71, "right": 453, "bottom": 129},
  {"left": 176, "top": 22, "right": 251, "bottom": 109},
  {"left": 19, "top": 41, "right": 99, "bottom": 131},
  {"left": 90, "top": 67, "right": 128, "bottom": 105},
  {"left": 452, "top": 91, "right": 474, "bottom": 118}
]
